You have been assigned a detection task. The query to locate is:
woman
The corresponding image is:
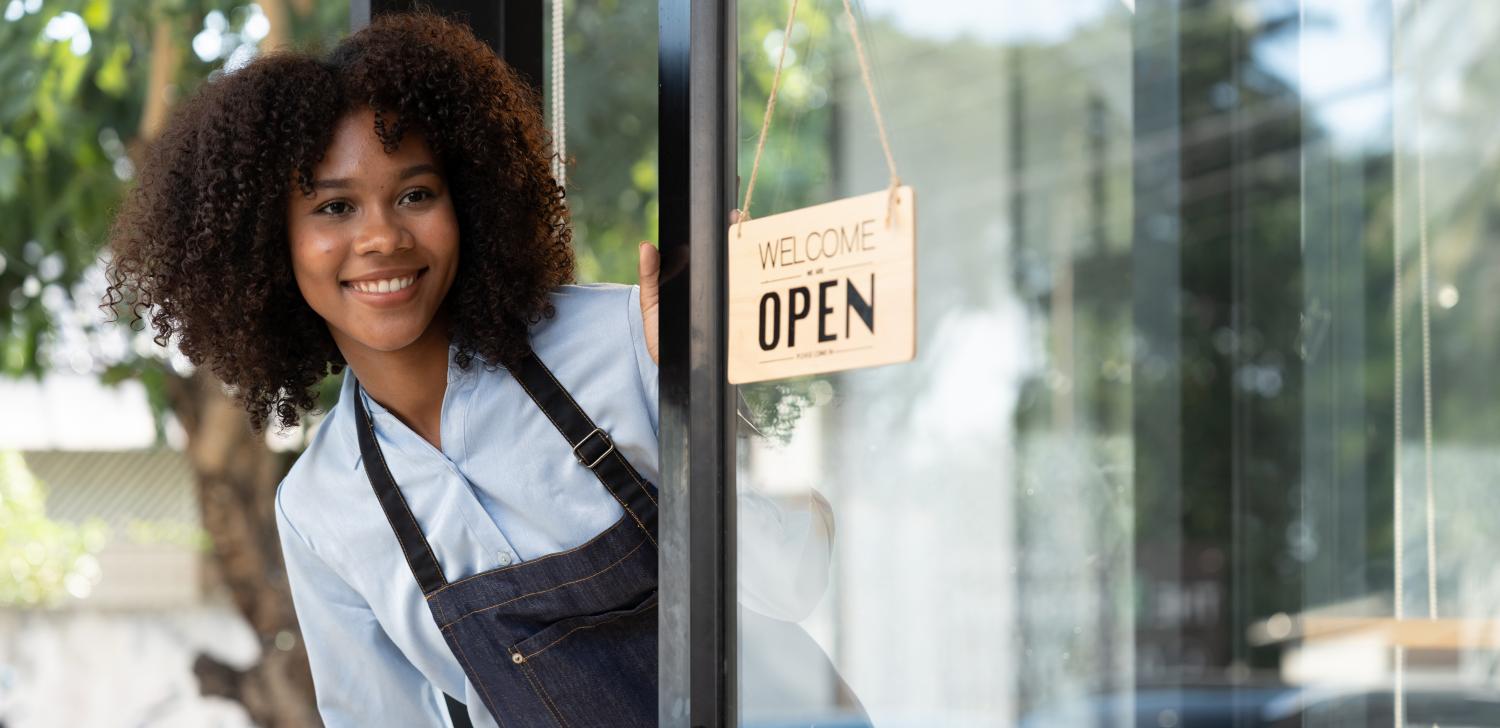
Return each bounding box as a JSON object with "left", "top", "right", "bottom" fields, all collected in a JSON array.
[{"left": 105, "top": 12, "right": 667, "bottom": 727}]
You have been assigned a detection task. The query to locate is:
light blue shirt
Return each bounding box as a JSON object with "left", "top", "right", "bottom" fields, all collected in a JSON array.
[
  {"left": 275, "top": 284, "right": 656, "bottom": 728},
  {"left": 275, "top": 283, "right": 832, "bottom": 728}
]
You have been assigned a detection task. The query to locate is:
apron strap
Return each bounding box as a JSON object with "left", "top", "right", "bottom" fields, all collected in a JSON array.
[
  {"left": 444, "top": 693, "right": 474, "bottom": 728},
  {"left": 509, "top": 349, "right": 659, "bottom": 548},
  {"left": 350, "top": 344, "right": 659, "bottom": 597},
  {"left": 354, "top": 389, "right": 449, "bottom": 594}
]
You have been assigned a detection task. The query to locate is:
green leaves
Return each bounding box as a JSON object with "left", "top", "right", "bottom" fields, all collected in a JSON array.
[
  {"left": 0, "top": 1, "right": 343, "bottom": 394},
  {"left": 93, "top": 41, "right": 129, "bottom": 96}
]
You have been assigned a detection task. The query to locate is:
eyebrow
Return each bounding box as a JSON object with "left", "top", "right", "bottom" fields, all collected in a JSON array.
[{"left": 311, "top": 163, "right": 441, "bottom": 191}]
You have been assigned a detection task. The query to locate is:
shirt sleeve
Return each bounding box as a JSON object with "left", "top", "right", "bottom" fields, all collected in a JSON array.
[{"left": 275, "top": 484, "right": 449, "bottom": 728}]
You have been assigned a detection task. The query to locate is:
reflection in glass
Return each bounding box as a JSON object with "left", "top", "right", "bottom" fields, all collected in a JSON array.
[{"left": 732, "top": 0, "right": 1500, "bottom": 726}]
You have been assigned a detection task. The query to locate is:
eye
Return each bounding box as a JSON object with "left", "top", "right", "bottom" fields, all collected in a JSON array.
[
  {"left": 316, "top": 200, "right": 353, "bottom": 216},
  {"left": 400, "top": 188, "right": 434, "bottom": 205}
]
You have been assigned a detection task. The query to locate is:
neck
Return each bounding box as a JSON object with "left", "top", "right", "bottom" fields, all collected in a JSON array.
[{"left": 338, "top": 317, "right": 451, "bottom": 450}]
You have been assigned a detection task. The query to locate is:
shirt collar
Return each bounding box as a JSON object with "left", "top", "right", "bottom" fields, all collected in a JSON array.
[{"left": 338, "top": 341, "right": 472, "bottom": 471}]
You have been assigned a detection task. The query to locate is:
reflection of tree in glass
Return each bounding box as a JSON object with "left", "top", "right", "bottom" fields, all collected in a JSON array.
[{"left": 738, "top": 377, "right": 826, "bottom": 444}]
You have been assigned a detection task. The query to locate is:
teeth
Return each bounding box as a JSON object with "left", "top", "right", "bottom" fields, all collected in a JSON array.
[{"left": 350, "top": 275, "right": 416, "bottom": 294}]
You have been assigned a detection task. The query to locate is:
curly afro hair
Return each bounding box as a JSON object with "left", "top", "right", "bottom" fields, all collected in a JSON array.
[{"left": 104, "top": 11, "right": 574, "bottom": 432}]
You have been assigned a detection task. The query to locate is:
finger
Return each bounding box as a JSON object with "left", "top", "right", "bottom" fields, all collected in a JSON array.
[
  {"left": 638, "top": 241, "right": 661, "bottom": 311},
  {"left": 729, "top": 209, "right": 742, "bottom": 225}
]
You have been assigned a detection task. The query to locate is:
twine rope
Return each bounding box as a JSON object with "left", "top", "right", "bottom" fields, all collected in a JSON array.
[{"left": 737, "top": 0, "right": 902, "bottom": 236}]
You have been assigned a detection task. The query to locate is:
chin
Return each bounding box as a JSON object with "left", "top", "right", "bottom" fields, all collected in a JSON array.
[{"left": 341, "top": 318, "right": 440, "bottom": 354}]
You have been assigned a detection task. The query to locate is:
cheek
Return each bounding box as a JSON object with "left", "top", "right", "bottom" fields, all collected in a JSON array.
[
  {"left": 420, "top": 207, "right": 462, "bottom": 282},
  {"left": 288, "top": 235, "right": 346, "bottom": 310}
]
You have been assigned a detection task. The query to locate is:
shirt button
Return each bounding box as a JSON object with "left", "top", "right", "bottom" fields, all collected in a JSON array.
[{"left": 497, "top": 551, "right": 513, "bottom": 567}]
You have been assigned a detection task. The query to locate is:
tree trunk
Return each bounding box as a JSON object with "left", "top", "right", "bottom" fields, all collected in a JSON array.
[{"left": 165, "top": 369, "right": 321, "bottom": 728}]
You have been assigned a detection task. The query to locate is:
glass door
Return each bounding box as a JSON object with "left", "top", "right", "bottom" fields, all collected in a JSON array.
[{"left": 714, "top": 0, "right": 1500, "bottom": 726}]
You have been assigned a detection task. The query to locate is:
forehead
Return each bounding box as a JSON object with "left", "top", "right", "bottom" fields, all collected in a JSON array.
[{"left": 313, "top": 107, "right": 438, "bottom": 178}]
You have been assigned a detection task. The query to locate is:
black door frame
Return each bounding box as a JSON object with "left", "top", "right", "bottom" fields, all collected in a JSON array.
[
  {"left": 657, "top": 1, "right": 737, "bottom": 726},
  {"left": 352, "top": 0, "right": 543, "bottom": 89}
]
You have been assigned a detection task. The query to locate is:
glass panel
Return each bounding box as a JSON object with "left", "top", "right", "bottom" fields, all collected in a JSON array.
[{"left": 731, "top": 1, "right": 1500, "bottom": 726}]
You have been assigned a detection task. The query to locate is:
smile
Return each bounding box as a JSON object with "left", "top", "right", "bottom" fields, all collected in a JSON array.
[
  {"left": 342, "top": 267, "right": 428, "bottom": 303},
  {"left": 348, "top": 273, "right": 418, "bottom": 294}
]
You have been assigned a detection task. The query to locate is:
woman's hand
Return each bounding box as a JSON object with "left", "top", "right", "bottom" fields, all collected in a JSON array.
[
  {"left": 638, "top": 211, "right": 741, "bottom": 365},
  {"left": 638, "top": 241, "right": 660, "bottom": 364}
]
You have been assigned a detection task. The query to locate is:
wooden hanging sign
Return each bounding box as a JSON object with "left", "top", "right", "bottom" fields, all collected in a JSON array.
[{"left": 727, "top": 186, "right": 917, "bottom": 384}]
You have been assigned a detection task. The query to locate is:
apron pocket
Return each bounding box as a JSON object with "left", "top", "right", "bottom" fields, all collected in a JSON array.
[
  {"left": 509, "top": 590, "right": 659, "bottom": 727},
  {"left": 511, "top": 589, "right": 658, "bottom": 663}
]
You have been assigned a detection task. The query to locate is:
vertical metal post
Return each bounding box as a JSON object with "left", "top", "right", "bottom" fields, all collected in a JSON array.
[
  {"left": 658, "top": 0, "right": 736, "bottom": 726},
  {"left": 350, "top": 1, "right": 543, "bottom": 92}
]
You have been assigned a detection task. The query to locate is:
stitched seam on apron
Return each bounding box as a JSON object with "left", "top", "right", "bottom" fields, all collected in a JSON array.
[
  {"left": 425, "top": 512, "right": 632, "bottom": 600},
  {"left": 364, "top": 405, "right": 448, "bottom": 589},
  {"left": 438, "top": 538, "right": 648, "bottom": 630},
  {"left": 519, "top": 602, "right": 658, "bottom": 661},
  {"left": 510, "top": 372, "right": 657, "bottom": 549},
  {"left": 519, "top": 662, "right": 570, "bottom": 728},
  {"left": 450, "top": 636, "right": 509, "bottom": 728},
  {"left": 533, "top": 359, "right": 660, "bottom": 511}
]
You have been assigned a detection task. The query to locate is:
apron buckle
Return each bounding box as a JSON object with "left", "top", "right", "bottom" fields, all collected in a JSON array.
[{"left": 572, "top": 427, "right": 615, "bottom": 469}]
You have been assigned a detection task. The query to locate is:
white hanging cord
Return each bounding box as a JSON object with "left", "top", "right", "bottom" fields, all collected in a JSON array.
[
  {"left": 838, "top": 0, "right": 901, "bottom": 207},
  {"left": 738, "top": 0, "right": 800, "bottom": 236},
  {"left": 1391, "top": 0, "right": 1406, "bottom": 722},
  {"left": 737, "top": 0, "right": 902, "bottom": 237},
  {"left": 1392, "top": 0, "right": 1440, "bottom": 723},
  {"left": 551, "top": 0, "right": 566, "bottom": 188},
  {"left": 1415, "top": 25, "right": 1438, "bottom": 627},
  {"left": 1386, "top": 0, "right": 1398, "bottom": 720}
]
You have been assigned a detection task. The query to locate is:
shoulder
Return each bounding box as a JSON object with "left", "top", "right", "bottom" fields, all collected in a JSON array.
[
  {"left": 521, "top": 282, "right": 659, "bottom": 437},
  {"left": 534, "top": 283, "right": 638, "bottom": 335},
  {"left": 529, "top": 283, "right": 644, "bottom": 364}
]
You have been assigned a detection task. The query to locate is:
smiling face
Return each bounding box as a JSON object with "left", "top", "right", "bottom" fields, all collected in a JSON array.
[{"left": 287, "top": 107, "right": 459, "bottom": 361}]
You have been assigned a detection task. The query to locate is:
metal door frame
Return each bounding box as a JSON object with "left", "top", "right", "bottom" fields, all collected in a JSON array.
[{"left": 658, "top": 1, "right": 737, "bottom": 726}]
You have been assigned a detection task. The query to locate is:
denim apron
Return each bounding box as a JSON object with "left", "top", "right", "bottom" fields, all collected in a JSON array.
[{"left": 353, "top": 347, "right": 658, "bottom": 728}]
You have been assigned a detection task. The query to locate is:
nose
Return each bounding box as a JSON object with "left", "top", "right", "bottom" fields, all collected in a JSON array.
[{"left": 352, "top": 206, "right": 413, "bottom": 256}]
